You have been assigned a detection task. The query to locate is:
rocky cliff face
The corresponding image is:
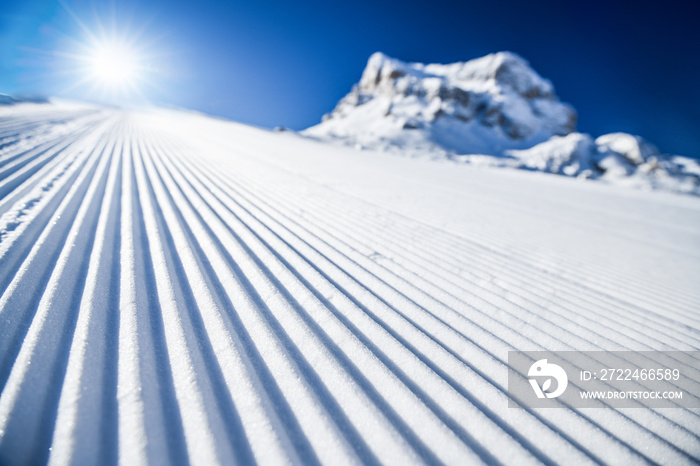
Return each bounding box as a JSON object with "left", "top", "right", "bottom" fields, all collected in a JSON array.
[{"left": 305, "top": 51, "right": 577, "bottom": 155}]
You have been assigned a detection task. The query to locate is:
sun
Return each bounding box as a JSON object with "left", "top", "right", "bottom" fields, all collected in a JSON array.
[
  {"left": 88, "top": 43, "right": 140, "bottom": 87},
  {"left": 32, "top": 2, "right": 165, "bottom": 103}
]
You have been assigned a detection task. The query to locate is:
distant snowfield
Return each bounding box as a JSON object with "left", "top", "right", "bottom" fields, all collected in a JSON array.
[{"left": 0, "top": 102, "right": 699, "bottom": 465}]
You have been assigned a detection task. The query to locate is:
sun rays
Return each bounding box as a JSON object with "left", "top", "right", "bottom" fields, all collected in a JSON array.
[{"left": 39, "top": 0, "right": 166, "bottom": 104}]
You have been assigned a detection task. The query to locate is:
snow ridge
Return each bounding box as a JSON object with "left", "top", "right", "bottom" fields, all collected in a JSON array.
[{"left": 0, "top": 103, "right": 699, "bottom": 464}]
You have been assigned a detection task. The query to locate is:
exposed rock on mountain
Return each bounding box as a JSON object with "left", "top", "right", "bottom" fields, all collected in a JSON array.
[
  {"left": 304, "top": 52, "right": 699, "bottom": 194},
  {"left": 305, "top": 51, "right": 576, "bottom": 155}
]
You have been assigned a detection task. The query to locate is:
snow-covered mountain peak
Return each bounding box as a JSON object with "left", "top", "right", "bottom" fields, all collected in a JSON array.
[
  {"left": 359, "top": 51, "right": 554, "bottom": 100},
  {"left": 305, "top": 51, "right": 576, "bottom": 155},
  {"left": 303, "top": 51, "right": 699, "bottom": 195}
]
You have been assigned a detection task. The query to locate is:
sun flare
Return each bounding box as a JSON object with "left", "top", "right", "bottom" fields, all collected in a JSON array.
[
  {"left": 88, "top": 44, "right": 139, "bottom": 86},
  {"left": 28, "top": 1, "right": 164, "bottom": 103}
]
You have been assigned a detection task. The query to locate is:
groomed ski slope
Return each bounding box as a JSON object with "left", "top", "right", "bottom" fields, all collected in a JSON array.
[{"left": 0, "top": 102, "right": 699, "bottom": 465}]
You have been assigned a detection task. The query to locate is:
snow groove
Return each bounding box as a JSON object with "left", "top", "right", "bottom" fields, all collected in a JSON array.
[{"left": 0, "top": 106, "right": 699, "bottom": 465}]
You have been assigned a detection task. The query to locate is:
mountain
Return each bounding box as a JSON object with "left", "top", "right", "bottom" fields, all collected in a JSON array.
[
  {"left": 305, "top": 51, "right": 576, "bottom": 155},
  {"left": 304, "top": 52, "right": 699, "bottom": 195},
  {"left": 0, "top": 94, "right": 50, "bottom": 105}
]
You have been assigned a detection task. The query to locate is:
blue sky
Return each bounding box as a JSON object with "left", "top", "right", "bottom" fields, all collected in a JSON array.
[{"left": 1, "top": 0, "right": 698, "bottom": 157}]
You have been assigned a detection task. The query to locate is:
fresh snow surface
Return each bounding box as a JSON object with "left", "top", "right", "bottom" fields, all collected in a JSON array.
[
  {"left": 0, "top": 102, "right": 699, "bottom": 465},
  {"left": 304, "top": 52, "right": 700, "bottom": 196}
]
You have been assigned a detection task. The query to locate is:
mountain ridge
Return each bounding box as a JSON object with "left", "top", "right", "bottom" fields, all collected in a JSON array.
[{"left": 304, "top": 52, "right": 699, "bottom": 195}]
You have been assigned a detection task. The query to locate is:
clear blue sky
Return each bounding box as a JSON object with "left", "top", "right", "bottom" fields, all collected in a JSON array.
[{"left": 1, "top": 0, "right": 698, "bottom": 157}]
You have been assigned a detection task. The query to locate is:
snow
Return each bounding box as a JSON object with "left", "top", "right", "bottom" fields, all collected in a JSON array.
[
  {"left": 506, "top": 132, "right": 597, "bottom": 176},
  {"left": 0, "top": 102, "right": 699, "bottom": 465},
  {"left": 596, "top": 132, "right": 658, "bottom": 166},
  {"left": 305, "top": 52, "right": 699, "bottom": 196},
  {"left": 305, "top": 51, "right": 577, "bottom": 157},
  {"left": 506, "top": 132, "right": 700, "bottom": 195}
]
